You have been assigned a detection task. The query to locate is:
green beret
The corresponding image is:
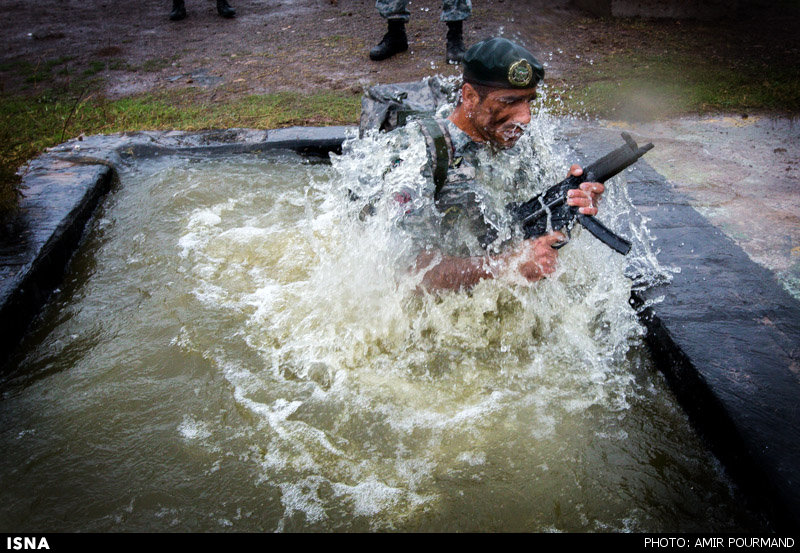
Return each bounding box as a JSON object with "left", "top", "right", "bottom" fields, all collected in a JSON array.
[{"left": 463, "top": 37, "right": 544, "bottom": 89}]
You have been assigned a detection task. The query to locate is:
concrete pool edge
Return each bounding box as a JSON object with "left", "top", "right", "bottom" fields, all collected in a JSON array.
[
  {"left": 566, "top": 127, "right": 800, "bottom": 532},
  {"left": 1, "top": 125, "right": 798, "bottom": 531}
]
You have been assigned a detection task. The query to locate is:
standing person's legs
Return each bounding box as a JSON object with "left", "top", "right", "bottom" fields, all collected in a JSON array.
[
  {"left": 370, "top": 0, "right": 410, "bottom": 61},
  {"left": 441, "top": 0, "right": 471, "bottom": 63},
  {"left": 169, "top": 0, "right": 236, "bottom": 20},
  {"left": 169, "top": 0, "right": 186, "bottom": 21},
  {"left": 217, "top": 0, "right": 236, "bottom": 18},
  {"left": 377, "top": 0, "right": 410, "bottom": 21}
]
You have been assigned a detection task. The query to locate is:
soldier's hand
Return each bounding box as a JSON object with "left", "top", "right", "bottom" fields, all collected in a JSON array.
[
  {"left": 565, "top": 164, "right": 604, "bottom": 216},
  {"left": 512, "top": 232, "right": 564, "bottom": 282}
]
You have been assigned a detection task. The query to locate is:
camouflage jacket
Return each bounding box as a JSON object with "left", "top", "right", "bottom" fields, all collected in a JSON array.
[{"left": 396, "top": 118, "right": 539, "bottom": 258}]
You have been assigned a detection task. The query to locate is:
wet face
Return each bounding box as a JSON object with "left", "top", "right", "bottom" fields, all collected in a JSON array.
[{"left": 467, "top": 86, "right": 537, "bottom": 149}]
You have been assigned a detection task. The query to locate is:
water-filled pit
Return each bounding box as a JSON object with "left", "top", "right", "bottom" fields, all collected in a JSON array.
[{"left": 0, "top": 113, "right": 772, "bottom": 531}]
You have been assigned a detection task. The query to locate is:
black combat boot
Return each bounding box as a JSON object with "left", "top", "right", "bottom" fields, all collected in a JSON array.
[
  {"left": 169, "top": 0, "right": 186, "bottom": 21},
  {"left": 217, "top": 0, "right": 236, "bottom": 18},
  {"left": 446, "top": 20, "right": 466, "bottom": 64},
  {"left": 369, "top": 19, "right": 408, "bottom": 61}
]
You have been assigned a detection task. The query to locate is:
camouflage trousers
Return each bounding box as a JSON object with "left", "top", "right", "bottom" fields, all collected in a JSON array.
[{"left": 376, "top": 0, "right": 471, "bottom": 22}]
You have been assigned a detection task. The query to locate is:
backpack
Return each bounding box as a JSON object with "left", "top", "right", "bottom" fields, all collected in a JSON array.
[{"left": 359, "top": 76, "right": 460, "bottom": 197}]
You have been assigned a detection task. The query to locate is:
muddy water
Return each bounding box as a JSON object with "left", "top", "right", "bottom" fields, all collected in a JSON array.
[{"left": 0, "top": 130, "right": 767, "bottom": 531}]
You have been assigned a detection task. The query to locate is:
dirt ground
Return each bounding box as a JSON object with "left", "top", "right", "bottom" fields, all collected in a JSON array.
[{"left": 0, "top": 0, "right": 797, "bottom": 103}]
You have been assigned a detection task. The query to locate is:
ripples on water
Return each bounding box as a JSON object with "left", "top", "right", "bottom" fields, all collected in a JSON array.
[{"left": 0, "top": 103, "right": 767, "bottom": 532}]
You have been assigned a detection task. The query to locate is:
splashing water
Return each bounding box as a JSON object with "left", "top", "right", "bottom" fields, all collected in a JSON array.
[{"left": 0, "top": 101, "right": 763, "bottom": 532}]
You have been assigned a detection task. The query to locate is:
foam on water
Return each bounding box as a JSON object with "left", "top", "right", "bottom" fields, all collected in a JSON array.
[{"left": 178, "top": 416, "right": 212, "bottom": 441}]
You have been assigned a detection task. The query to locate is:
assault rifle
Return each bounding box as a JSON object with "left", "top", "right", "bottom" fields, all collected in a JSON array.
[{"left": 507, "top": 132, "right": 654, "bottom": 255}]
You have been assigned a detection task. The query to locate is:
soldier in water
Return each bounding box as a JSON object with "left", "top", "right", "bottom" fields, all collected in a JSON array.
[{"left": 360, "top": 38, "right": 606, "bottom": 292}]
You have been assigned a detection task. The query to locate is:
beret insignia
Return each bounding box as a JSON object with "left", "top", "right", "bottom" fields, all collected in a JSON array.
[{"left": 508, "top": 59, "right": 533, "bottom": 87}]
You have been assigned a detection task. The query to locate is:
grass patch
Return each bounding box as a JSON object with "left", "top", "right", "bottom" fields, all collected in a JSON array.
[
  {"left": 0, "top": 89, "right": 360, "bottom": 214},
  {"left": 2, "top": 56, "right": 76, "bottom": 84},
  {"left": 137, "top": 55, "right": 181, "bottom": 73},
  {"left": 82, "top": 60, "right": 107, "bottom": 78},
  {"left": 560, "top": 41, "right": 800, "bottom": 120},
  {"left": 107, "top": 59, "right": 131, "bottom": 71}
]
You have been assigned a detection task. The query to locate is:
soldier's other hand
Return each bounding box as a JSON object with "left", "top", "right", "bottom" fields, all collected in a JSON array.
[
  {"left": 566, "top": 164, "right": 604, "bottom": 216},
  {"left": 514, "top": 232, "right": 563, "bottom": 282}
]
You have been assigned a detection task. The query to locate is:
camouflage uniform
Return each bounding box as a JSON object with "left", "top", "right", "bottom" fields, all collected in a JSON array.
[
  {"left": 376, "top": 0, "right": 472, "bottom": 22},
  {"left": 385, "top": 118, "right": 537, "bottom": 259}
]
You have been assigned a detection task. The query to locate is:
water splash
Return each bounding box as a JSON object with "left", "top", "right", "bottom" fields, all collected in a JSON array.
[{"left": 168, "top": 96, "right": 687, "bottom": 530}]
